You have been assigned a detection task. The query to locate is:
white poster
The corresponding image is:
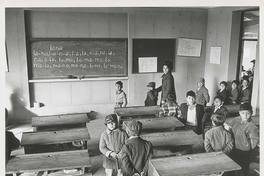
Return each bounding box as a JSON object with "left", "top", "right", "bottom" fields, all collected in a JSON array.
[
  {"left": 210, "top": 47, "right": 222, "bottom": 64},
  {"left": 177, "top": 38, "right": 202, "bottom": 57},
  {"left": 138, "top": 57, "right": 157, "bottom": 73}
]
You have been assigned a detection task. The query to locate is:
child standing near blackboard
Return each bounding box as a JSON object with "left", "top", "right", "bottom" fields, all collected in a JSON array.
[
  {"left": 115, "top": 81, "right": 127, "bottom": 108},
  {"left": 144, "top": 82, "right": 158, "bottom": 106}
]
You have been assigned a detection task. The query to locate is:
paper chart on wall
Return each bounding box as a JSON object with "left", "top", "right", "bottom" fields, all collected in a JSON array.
[
  {"left": 210, "top": 47, "right": 222, "bottom": 64},
  {"left": 138, "top": 57, "right": 157, "bottom": 73}
]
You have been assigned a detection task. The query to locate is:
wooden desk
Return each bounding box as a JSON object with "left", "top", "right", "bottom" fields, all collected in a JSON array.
[
  {"left": 115, "top": 105, "right": 160, "bottom": 118},
  {"left": 148, "top": 152, "right": 241, "bottom": 176},
  {"left": 6, "top": 150, "right": 91, "bottom": 176},
  {"left": 122, "top": 117, "right": 184, "bottom": 131},
  {"left": 21, "top": 127, "right": 90, "bottom": 145},
  {"left": 141, "top": 130, "right": 201, "bottom": 147},
  {"left": 32, "top": 113, "right": 89, "bottom": 131}
]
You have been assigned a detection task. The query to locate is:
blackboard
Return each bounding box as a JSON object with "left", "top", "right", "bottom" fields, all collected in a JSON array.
[
  {"left": 29, "top": 39, "right": 127, "bottom": 79},
  {"left": 132, "top": 39, "right": 175, "bottom": 73}
]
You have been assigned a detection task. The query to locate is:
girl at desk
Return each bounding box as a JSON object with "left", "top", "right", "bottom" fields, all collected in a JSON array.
[{"left": 115, "top": 81, "right": 127, "bottom": 108}]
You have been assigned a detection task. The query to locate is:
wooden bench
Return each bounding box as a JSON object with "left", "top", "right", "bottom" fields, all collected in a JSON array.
[
  {"left": 21, "top": 127, "right": 90, "bottom": 154},
  {"left": 32, "top": 113, "right": 89, "bottom": 131},
  {"left": 122, "top": 116, "right": 184, "bottom": 132},
  {"left": 148, "top": 152, "right": 241, "bottom": 176},
  {"left": 6, "top": 150, "right": 92, "bottom": 176},
  {"left": 141, "top": 130, "right": 201, "bottom": 147},
  {"left": 115, "top": 106, "right": 160, "bottom": 121}
]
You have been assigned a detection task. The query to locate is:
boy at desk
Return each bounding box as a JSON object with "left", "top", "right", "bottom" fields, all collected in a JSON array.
[
  {"left": 226, "top": 103, "right": 259, "bottom": 176},
  {"left": 99, "top": 114, "right": 128, "bottom": 176},
  {"left": 159, "top": 93, "right": 181, "bottom": 117},
  {"left": 144, "top": 82, "right": 158, "bottom": 106}
]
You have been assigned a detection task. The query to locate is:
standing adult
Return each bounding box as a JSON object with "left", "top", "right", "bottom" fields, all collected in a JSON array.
[{"left": 157, "top": 62, "right": 176, "bottom": 104}]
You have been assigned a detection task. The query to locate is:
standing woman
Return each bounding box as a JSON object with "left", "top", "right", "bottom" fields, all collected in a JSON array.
[
  {"left": 157, "top": 62, "right": 176, "bottom": 104},
  {"left": 115, "top": 81, "right": 127, "bottom": 108}
]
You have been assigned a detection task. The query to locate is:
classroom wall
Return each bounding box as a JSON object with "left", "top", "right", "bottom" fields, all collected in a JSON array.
[{"left": 5, "top": 8, "right": 207, "bottom": 123}]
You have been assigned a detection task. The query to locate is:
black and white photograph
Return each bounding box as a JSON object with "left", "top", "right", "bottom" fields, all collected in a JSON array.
[{"left": 3, "top": 2, "right": 262, "bottom": 176}]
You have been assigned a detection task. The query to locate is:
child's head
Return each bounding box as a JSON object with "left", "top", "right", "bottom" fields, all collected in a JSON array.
[
  {"left": 231, "top": 80, "right": 239, "bottom": 89},
  {"left": 242, "top": 78, "right": 249, "bottom": 88},
  {"left": 115, "top": 81, "right": 123, "bottom": 91},
  {"left": 239, "top": 103, "right": 252, "bottom": 122},
  {"left": 219, "top": 81, "right": 227, "bottom": 91},
  {"left": 197, "top": 77, "right": 205, "bottom": 88},
  {"left": 166, "top": 94, "right": 176, "bottom": 103},
  {"left": 186, "top": 90, "right": 196, "bottom": 105},
  {"left": 147, "top": 82, "right": 155, "bottom": 90},
  {"left": 213, "top": 96, "right": 223, "bottom": 108},
  {"left": 163, "top": 62, "right": 172, "bottom": 74},
  {"left": 211, "top": 113, "right": 225, "bottom": 126},
  {"left": 105, "top": 114, "right": 118, "bottom": 131},
  {"left": 125, "top": 120, "right": 142, "bottom": 137}
]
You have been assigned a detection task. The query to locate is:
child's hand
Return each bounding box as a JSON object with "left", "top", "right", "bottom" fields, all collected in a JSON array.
[
  {"left": 110, "top": 152, "right": 118, "bottom": 158},
  {"left": 223, "top": 123, "right": 231, "bottom": 131}
]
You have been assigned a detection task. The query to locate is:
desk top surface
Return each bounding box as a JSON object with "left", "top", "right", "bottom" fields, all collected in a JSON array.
[{"left": 149, "top": 152, "right": 241, "bottom": 176}]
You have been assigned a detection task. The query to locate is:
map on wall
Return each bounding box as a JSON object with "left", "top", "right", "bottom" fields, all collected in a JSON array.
[{"left": 177, "top": 38, "right": 202, "bottom": 57}]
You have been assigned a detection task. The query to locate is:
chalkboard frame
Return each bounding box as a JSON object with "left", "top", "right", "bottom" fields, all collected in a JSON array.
[
  {"left": 132, "top": 38, "right": 176, "bottom": 74},
  {"left": 28, "top": 38, "right": 128, "bottom": 80}
]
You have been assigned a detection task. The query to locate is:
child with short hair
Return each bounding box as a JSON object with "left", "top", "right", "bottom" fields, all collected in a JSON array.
[
  {"left": 160, "top": 94, "right": 181, "bottom": 117},
  {"left": 204, "top": 113, "right": 234, "bottom": 155},
  {"left": 115, "top": 81, "right": 127, "bottom": 108},
  {"left": 179, "top": 90, "right": 204, "bottom": 134},
  {"left": 196, "top": 78, "right": 210, "bottom": 106},
  {"left": 118, "top": 120, "right": 152, "bottom": 176},
  {"left": 227, "top": 103, "right": 259, "bottom": 176},
  {"left": 99, "top": 114, "right": 128, "bottom": 176},
  {"left": 202, "top": 96, "right": 228, "bottom": 136},
  {"left": 230, "top": 80, "right": 239, "bottom": 104},
  {"left": 238, "top": 78, "right": 251, "bottom": 104},
  {"left": 216, "top": 81, "right": 230, "bottom": 105},
  {"left": 144, "top": 82, "right": 158, "bottom": 106}
]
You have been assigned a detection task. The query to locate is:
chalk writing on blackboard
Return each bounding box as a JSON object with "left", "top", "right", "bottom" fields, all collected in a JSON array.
[{"left": 30, "top": 40, "right": 127, "bottom": 79}]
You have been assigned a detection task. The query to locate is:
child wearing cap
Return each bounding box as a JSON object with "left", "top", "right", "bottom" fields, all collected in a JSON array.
[
  {"left": 99, "top": 114, "right": 128, "bottom": 176},
  {"left": 226, "top": 103, "right": 259, "bottom": 176},
  {"left": 118, "top": 120, "right": 152, "bottom": 176},
  {"left": 216, "top": 81, "right": 230, "bottom": 105},
  {"left": 179, "top": 90, "right": 204, "bottom": 134},
  {"left": 160, "top": 93, "right": 181, "bottom": 117},
  {"left": 196, "top": 77, "right": 210, "bottom": 107},
  {"left": 144, "top": 82, "right": 158, "bottom": 106},
  {"left": 204, "top": 113, "right": 234, "bottom": 155},
  {"left": 202, "top": 96, "right": 228, "bottom": 136},
  {"left": 115, "top": 81, "right": 128, "bottom": 108}
]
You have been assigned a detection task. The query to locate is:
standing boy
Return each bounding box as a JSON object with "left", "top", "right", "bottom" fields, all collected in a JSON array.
[
  {"left": 227, "top": 103, "right": 259, "bottom": 176},
  {"left": 144, "top": 82, "right": 158, "bottom": 106},
  {"left": 196, "top": 78, "right": 210, "bottom": 107},
  {"left": 119, "top": 120, "right": 152, "bottom": 176},
  {"left": 99, "top": 114, "right": 128, "bottom": 176}
]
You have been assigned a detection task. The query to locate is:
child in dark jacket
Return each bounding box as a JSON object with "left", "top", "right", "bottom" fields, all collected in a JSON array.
[
  {"left": 204, "top": 113, "right": 234, "bottom": 155},
  {"left": 144, "top": 82, "right": 158, "bottom": 106},
  {"left": 230, "top": 80, "right": 239, "bottom": 104},
  {"left": 216, "top": 81, "right": 230, "bottom": 105},
  {"left": 238, "top": 78, "right": 251, "bottom": 104},
  {"left": 202, "top": 96, "right": 228, "bottom": 136},
  {"left": 119, "top": 120, "right": 152, "bottom": 176},
  {"left": 99, "top": 114, "right": 128, "bottom": 176}
]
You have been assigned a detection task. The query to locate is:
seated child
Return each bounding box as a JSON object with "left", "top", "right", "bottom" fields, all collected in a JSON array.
[
  {"left": 179, "top": 90, "right": 204, "bottom": 134},
  {"left": 216, "top": 81, "right": 230, "bottom": 105},
  {"left": 144, "top": 82, "right": 158, "bottom": 106},
  {"left": 118, "top": 120, "right": 152, "bottom": 176},
  {"left": 202, "top": 96, "right": 228, "bottom": 135},
  {"left": 196, "top": 77, "right": 210, "bottom": 106},
  {"left": 99, "top": 114, "right": 128, "bottom": 176},
  {"left": 204, "top": 113, "right": 234, "bottom": 155},
  {"left": 115, "top": 81, "right": 127, "bottom": 108},
  {"left": 226, "top": 103, "right": 259, "bottom": 176},
  {"left": 160, "top": 94, "right": 181, "bottom": 117},
  {"left": 238, "top": 78, "right": 251, "bottom": 104},
  {"left": 230, "top": 80, "right": 239, "bottom": 104}
]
